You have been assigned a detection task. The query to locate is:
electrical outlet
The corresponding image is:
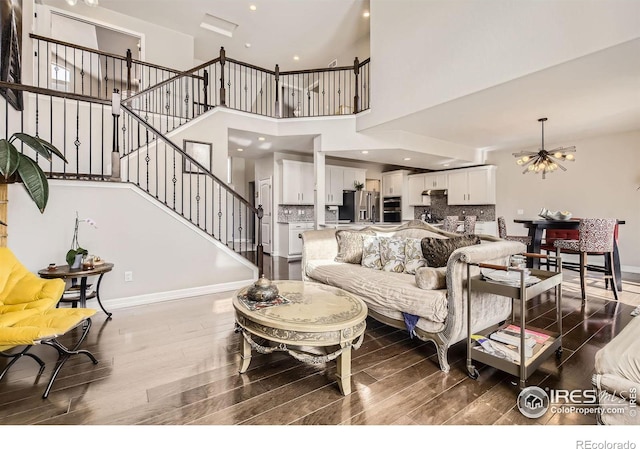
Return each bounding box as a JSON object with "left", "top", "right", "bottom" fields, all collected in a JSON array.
[
  {"left": 517, "top": 209, "right": 524, "bottom": 215},
  {"left": 124, "top": 271, "right": 133, "bottom": 282}
]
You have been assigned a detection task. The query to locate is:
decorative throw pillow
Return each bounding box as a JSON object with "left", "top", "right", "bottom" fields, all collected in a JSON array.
[
  {"left": 334, "top": 229, "right": 375, "bottom": 264},
  {"left": 420, "top": 235, "right": 481, "bottom": 268},
  {"left": 415, "top": 266, "right": 447, "bottom": 290},
  {"left": 404, "top": 237, "right": 427, "bottom": 274},
  {"left": 361, "top": 235, "right": 382, "bottom": 270},
  {"left": 379, "top": 237, "right": 406, "bottom": 273}
]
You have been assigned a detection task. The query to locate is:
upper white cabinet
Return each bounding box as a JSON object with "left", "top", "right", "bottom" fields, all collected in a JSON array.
[
  {"left": 447, "top": 166, "right": 496, "bottom": 205},
  {"left": 342, "top": 168, "right": 366, "bottom": 192},
  {"left": 325, "top": 166, "right": 344, "bottom": 205},
  {"left": 281, "top": 160, "right": 314, "bottom": 205},
  {"left": 424, "top": 173, "right": 448, "bottom": 190},
  {"left": 382, "top": 171, "right": 405, "bottom": 197},
  {"left": 408, "top": 174, "right": 427, "bottom": 206}
]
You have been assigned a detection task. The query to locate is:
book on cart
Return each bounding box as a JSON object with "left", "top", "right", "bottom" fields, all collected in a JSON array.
[
  {"left": 503, "top": 324, "right": 551, "bottom": 345},
  {"left": 490, "top": 330, "right": 536, "bottom": 357}
]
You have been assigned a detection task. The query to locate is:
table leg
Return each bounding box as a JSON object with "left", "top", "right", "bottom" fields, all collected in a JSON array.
[
  {"left": 239, "top": 331, "right": 252, "bottom": 374},
  {"left": 80, "top": 277, "right": 88, "bottom": 308},
  {"left": 94, "top": 273, "right": 113, "bottom": 318},
  {"left": 527, "top": 227, "right": 544, "bottom": 269},
  {"left": 336, "top": 343, "right": 352, "bottom": 395}
]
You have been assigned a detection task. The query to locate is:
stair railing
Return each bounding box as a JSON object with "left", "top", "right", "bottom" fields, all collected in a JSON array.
[{"left": 119, "top": 102, "right": 264, "bottom": 275}]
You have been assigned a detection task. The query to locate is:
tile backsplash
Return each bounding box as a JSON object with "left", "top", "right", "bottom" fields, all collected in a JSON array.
[
  {"left": 414, "top": 195, "right": 496, "bottom": 221},
  {"left": 277, "top": 205, "right": 315, "bottom": 223}
]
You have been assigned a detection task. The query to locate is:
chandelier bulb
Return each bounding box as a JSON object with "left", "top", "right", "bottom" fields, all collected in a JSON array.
[
  {"left": 517, "top": 159, "right": 523, "bottom": 165},
  {"left": 566, "top": 154, "right": 575, "bottom": 161},
  {"left": 522, "top": 156, "right": 529, "bottom": 162},
  {"left": 554, "top": 152, "right": 562, "bottom": 158}
]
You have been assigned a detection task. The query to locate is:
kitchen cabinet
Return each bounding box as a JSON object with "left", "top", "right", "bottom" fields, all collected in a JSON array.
[
  {"left": 278, "top": 222, "right": 314, "bottom": 258},
  {"left": 382, "top": 171, "right": 405, "bottom": 197},
  {"left": 447, "top": 166, "right": 496, "bottom": 205},
  {"left": 424, "top": 172, "right": 448, "bottom": 190},
  {"left": 408, "top": 174, "right": 429, "bottom": 206},
  {"left": 325, "top": 166, "right": 344, "bottom": 205},
  {"left": 281, "top": 160, "right": 314, "bottom": 205},
  {"left": 342, "top": 168, "right": 366, "bottom": 192}
]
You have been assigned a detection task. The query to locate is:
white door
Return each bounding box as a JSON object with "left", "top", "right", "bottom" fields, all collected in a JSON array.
[{"left": 259, "top": 177, "right": 272, "bottom": 254}]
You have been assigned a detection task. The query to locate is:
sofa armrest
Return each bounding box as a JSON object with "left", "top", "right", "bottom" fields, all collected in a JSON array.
[
  {"left": 442, "top": 239, "right": 527, "bottom": 345},
  {"left": 301, "top": 229, "right": 339, "bottom": 280}
]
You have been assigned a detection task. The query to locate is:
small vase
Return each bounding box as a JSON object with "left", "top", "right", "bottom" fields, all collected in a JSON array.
[{"left": 71, "top": 253, "right": 83, "bottom": 270}]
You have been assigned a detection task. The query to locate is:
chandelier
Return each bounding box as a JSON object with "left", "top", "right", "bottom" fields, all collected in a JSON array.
[{"left": 513, "top": 118, "right": 576, "bottom": 179}]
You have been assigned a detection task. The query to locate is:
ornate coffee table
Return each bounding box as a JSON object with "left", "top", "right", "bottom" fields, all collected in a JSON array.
[{"left": 232, "top": 280, "right": 367, "bottom": 395}]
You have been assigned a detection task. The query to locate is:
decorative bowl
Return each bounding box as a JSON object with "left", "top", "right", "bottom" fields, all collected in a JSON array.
[
  {"left": 246, "top": 275, "right": 280, "bottom": 302},
  {"left": 556, "top": 211, "right": 573, "bottom": 220}
]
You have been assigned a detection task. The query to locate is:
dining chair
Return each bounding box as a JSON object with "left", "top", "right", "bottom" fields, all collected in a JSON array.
[
  {"left": 442, "top": 216, "right": 459, "bottom": 233},
  {"left": 497, "top": 216, "right": 532, "bottom": 245},
  {"left": 553, "top": 218, "right": 619, "bottom": 301},
  {"left": 463, "top": 216, "right": 476, "bottom": 235}
]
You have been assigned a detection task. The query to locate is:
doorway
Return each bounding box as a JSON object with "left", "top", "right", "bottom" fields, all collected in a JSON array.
[{"left": 258, "top": 177, "right": 272, "bottom": 254}]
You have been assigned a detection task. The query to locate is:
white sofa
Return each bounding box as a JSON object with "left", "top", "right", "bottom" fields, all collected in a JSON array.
[
  {"left": 301, "top": 220, "right": 526, "bottom": 372},
  {"left": 592, "top": 315, "right": 640, "bottom": 425}
]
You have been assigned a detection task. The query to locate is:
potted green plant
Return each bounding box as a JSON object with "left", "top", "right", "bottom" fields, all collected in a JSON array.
[
  {"left": 0, "top": 132, "right": 67, "bottom": 213},
  {"left": 66, "top": 212, "right": 97, "bottom": 268},
  {"left": 354, "top": 180, "right": 364, "bottom": 191}
]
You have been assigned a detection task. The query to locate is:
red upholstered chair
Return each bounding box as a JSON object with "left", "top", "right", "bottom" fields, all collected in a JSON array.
[{"left": 553, "top": 218, "right": 619, "bottom": 301}]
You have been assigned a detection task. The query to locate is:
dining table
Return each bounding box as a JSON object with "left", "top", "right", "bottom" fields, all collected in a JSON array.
[{"left": 513, "top": 218, "right": 624, "bottom": 292}]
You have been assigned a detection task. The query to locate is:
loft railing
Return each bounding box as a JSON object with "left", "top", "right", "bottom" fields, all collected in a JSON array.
[
  {"left": 0, "top": 81, "right": 113, "bottom": 180},
  {"left": 30, "top": 33, "right": 188, "bottom": 101},
  {"left": 119, "top": 103, "right": 264, "bottom": 274},
  {"left": 121, "top": 48, "right": 370, "bottom": 137}
]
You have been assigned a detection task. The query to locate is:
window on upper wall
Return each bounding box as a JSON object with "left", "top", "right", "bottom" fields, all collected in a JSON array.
[{"left": 51, "top": 63, "right": 70, "bottom": 91}]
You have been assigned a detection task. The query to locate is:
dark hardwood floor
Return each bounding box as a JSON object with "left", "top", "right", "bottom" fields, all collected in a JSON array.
[{"left": 1, "top": 255, "right": 638, "bottom": 431}]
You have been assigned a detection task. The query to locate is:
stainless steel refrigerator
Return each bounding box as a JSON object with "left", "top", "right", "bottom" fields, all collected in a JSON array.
[{"left": 339, "top": 190, "right": 380, "bottom": 223}]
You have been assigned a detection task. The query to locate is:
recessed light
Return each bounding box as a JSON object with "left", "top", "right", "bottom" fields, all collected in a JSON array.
[
  {"left": 249, "top": 5, "right": 257, "bottom": 11},
  {"left": 443, "top": 163, "right": 450, "bottom": 167},
  {"left": 293, "top": 55, "right": 300, "bottom": 61},
  {"left": 403, "top": 157, "right": 411, "bottom": 161},
  {"left": 245, "top": 43, "right": 251, "bottom": 48},
  {"left": 363, "top": 11, "right": 370, "bottom": 18},
  {"left": 258, "top": 137, "right": 265, "bottom": 141},
  {"left": 361, "top": 150, "right": 369, "bottom": 154},
  {"left": 237, "top": 148, "right": 244, "bottom": 152}
]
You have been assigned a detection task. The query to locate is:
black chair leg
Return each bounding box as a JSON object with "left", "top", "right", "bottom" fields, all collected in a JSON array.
[
  {"left": 607, "top": 252, "right": 619, "bottom": 302},
  {"left": 580, "top": 252, "right": 587, "bottom": 300},
  {"left": 0, "top": 347, "right": 46, "bottom": 381}
]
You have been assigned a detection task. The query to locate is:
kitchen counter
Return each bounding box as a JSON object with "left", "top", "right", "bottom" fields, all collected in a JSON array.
[{"left": 320, "top": 221, "right": 411, "bottom": 230}]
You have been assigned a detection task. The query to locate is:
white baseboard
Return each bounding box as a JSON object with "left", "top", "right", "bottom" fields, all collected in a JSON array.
[
  {"left": 622, "top": 265, "right": 640, "bottom": 274},
  {"left": 102, "top": 278, "right": 255, "bottom": 311}
]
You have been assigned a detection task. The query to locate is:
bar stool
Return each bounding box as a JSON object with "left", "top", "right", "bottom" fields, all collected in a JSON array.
[
  {"left": 442, "top": 216, "right": 459, "bottom": 233},
  {"left": 463, "top": 216, "right": 477, "bottom": 235},
  {"left": 497, "top": 216, "right": 531, "bottom": 245},
  {"left": 553, "top": 218, "right": 619, "bottom": 301}
]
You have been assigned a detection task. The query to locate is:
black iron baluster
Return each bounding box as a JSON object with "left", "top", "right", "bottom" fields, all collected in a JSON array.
[
  {"left": 172, "top": 147, "right": 177, "bottom": 209},
  {"left": 196, "top": 172, "right": 201, "bottom": 226}
]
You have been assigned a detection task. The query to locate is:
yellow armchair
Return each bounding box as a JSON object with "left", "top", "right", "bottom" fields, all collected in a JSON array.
[{"left": 0, "top": 248, "right": 98, "bottom": 398}]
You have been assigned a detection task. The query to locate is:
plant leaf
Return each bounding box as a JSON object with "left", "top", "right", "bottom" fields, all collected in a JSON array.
[
  {"left": 66, "top": 249, "right": 77, "bottom": 266},
  {"left": 0, "top": 140, "right": 20, "bottom": 177},
  {"left": 11, "top": 133, "right": 53, "bottom": 161},
  {"left": 35, "top": 136, "right": 67, "bottom": 163},
  {"left": 16, "top": 154, "right": 49, "bottom": 213}
]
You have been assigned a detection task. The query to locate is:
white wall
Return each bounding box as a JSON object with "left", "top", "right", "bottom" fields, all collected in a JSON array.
[
  {"left": 7, "top": 181, "right": 256, "bottom": 308},
  {"left": 361, "top": 0, "right": 640, "bottom": 130},
  {"left": 487, "top": 130, "right": 640, "bottom": 271},
  {"left": 35, "top": 1, "right": 195, "bottom": 71}
]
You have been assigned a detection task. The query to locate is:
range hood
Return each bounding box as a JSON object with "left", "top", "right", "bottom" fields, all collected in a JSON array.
[{"left": 421, "top": 189, "right": 447, "bottom": 196}]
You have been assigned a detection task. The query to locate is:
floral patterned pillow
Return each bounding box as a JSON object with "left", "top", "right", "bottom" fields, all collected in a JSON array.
[
  {"left": 361, "top": 235, "right": 382, "bottom": 270},
  {"left": 379, "top": 237, "right": 406, "bottom": 273},
  {"left": 404, "top": 238, "right": 427, "bottom": 274}
]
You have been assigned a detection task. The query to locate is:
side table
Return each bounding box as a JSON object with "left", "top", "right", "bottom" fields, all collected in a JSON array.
[{"left": 38, "top": 263, "right": 114, "bottom": 318}]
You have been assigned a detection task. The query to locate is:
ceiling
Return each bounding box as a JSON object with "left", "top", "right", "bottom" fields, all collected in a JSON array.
[{"left": 45, "top": 0, "right": 639, "bottom": 172}]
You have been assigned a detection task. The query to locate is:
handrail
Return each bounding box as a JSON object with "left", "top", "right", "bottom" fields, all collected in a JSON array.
[
  {"left": 121, "top": 103, "right": 256, "bottom": 211},
  {"left": 0, "top": 80, "right": 110, "bottom": 105}
]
